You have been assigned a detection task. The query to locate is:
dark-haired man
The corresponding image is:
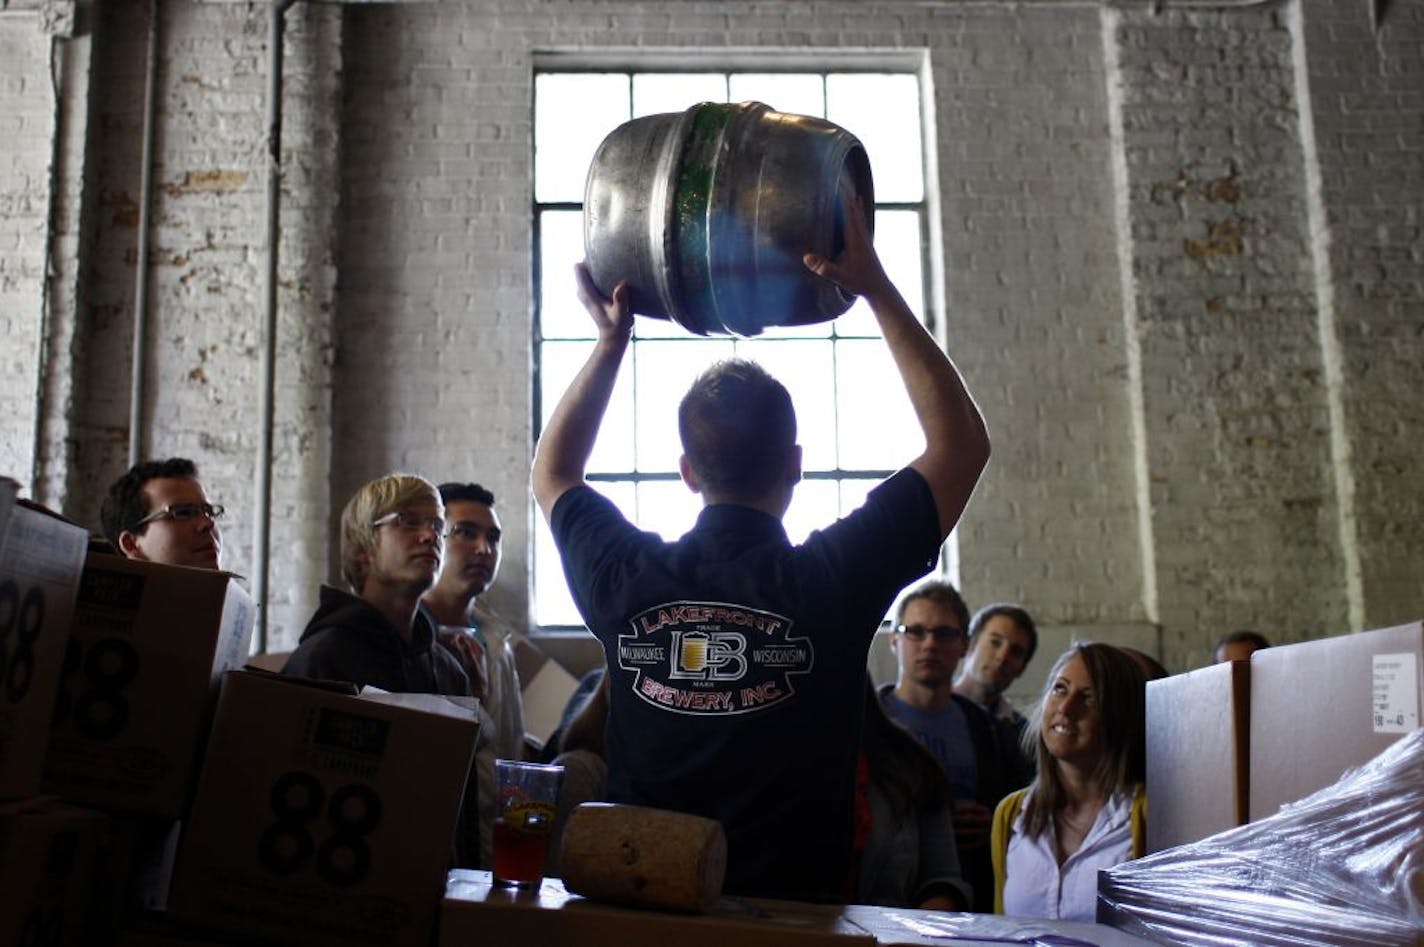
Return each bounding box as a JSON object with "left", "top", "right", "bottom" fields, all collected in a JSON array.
[
  {"left": 954, "top": 602, "right": 1038, "bottom": 738},
  {"left": 532, "top": 197, "right": 990, "bottom": 903},
  {"left": 881, "top": 580, "right": 1028, "bottom": 911},
  {"left": 422, "top": 482, "right": 525, "bottom": 761},
  {"left": 1214, "top": 629, "right": 1270, "bottom": 663},
  {"left": 100, "top": 457, "right": 224, "bottom": 570}
]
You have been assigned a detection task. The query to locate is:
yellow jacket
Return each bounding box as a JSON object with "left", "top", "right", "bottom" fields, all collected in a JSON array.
[{"left": 990, "top": 783, "right": 1146, "bottom": 914}]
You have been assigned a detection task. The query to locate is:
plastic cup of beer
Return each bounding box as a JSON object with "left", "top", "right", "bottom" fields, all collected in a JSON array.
[{"left": 492, "top": 759, "right": 564, "bottom": 888}]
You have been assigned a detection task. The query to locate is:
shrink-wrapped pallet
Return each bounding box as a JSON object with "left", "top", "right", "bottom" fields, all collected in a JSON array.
[{"left": 1100, "top": 728, "right": 1424, "bottom": 946}]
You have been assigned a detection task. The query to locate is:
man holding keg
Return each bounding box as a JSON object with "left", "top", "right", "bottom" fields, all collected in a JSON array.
[{"left": 533, "top": 197, "right": 990, "bottom": 904}]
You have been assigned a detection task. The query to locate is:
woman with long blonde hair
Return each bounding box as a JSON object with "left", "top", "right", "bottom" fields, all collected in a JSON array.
[{"left": 990, "top": 642, "right": 1147, "bottom": 921}]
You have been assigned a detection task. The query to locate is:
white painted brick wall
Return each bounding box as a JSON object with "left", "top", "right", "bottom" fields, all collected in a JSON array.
[
  {"left": 1109, "top": 5, "right": 1347, "bottom": 668},
  {"left": 5, "top": 0, "right": 1420, "bottom": 669},
  {"left": 0, "top": 23, "right": 52, "bottom": 487},
  {"left": 937, "top": 8, "right": 1149, "bottom": 636},
  {"left": 62, "top": 0, "right": 341, "bottom": 649},
  {"left": 334, "top": 2, "right": 1164, "bottom": 666},
  {"left": 1298, "top": 0, "right": 1424, "bottom": 634}
]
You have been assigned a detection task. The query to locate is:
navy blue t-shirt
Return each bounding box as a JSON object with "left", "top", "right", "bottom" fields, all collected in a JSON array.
[
  {"left": 879, "top": 689, "right": 979, "bottom": 801},
  {"left": 549, "top": 467, "right": 941, "bottom": 902}
]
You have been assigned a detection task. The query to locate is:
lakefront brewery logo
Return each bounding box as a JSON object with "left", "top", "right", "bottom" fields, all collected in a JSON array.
[{"left": 618, "top": 600, "right": 812, "bottom": 716}]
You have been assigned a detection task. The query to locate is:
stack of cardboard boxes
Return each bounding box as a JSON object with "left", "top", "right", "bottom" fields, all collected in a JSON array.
[
  {"left": 0, "top": 493, "right": 481, "bottom": 946},
  {"left": 0, "top": 489, "right": 261, "bottom": 944},
  {"left": 1126, "top": 620, "right": 1423, "bottom": 938},
  {"left": 0, "top": 491, "right": 93, "bottom": 945},
  {"left": 1144, "top": 620, "right": 1423, "bottom": 852}
]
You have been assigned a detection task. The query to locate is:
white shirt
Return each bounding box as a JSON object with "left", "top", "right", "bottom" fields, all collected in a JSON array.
[{"left": 1002, "top": 789, "right": 1134, "bottom": 922}]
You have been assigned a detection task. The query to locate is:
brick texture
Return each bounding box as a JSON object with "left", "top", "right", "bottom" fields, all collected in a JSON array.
[
  {"left": 1297, "top": 0, "right": 1424, "bottom": 635},
  {"left": 61, "top": 0, "right": 342, "bottom": 647},
  {"left": 1109, "top": 4, "right": 1346, "bottom": 669},
  {"left": 2, "top": 0, "right": 1419, "bottom": 675},
  {"left": 0, "top": 25, "right": 53, "bottom": 486}
]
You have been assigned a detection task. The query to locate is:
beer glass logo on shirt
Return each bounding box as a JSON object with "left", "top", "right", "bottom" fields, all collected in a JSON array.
[
  {"left": 670, "top": 630, "right": 744, "bottom": 681},
  {"left": 619, "top": 600, "right": 812, "bottom": 716}
]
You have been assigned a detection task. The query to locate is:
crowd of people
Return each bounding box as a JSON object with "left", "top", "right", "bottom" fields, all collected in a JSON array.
[
  {"left": 89, "top": 191, "right": 1272, "bottom": 921},
  {"left": 98, "top": 460, "right": 518, "bottom": 871}
]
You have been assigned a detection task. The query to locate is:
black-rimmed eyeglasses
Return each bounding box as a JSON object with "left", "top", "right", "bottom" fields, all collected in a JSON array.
[
  {"left": 895, "top": 623, "right": 965, "bottom": 643},
  {"left": 132, "top": 503, "right": 225, "bottom": 529}
]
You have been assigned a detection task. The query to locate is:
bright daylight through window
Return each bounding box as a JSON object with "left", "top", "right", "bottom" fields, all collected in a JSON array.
[{"left": 533, "top": 68, "right": 939, "bottom": 627}]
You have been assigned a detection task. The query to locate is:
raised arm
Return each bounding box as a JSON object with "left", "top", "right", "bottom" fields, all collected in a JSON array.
[
  {"left": 803, "top": 197, "right": 990, "bottom": 539},
  {"left": 531, "top": 264, "right": 634, "bottom": 523}
]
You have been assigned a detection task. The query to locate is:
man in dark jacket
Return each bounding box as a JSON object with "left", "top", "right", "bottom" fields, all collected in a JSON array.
[
  {"left": 879, "top": 579, "right": 1030, "bottom": 912},
  {"left": 283, "top": 473, "right": 469, "bottom": 695},
  {"left": 282, "top": 473, "right": 478, "bottom": 865}
]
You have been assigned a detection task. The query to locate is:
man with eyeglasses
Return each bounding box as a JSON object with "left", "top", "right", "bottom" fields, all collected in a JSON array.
[
  {"left": 879, "top": 579, "right": 1028, "bottom": 912},
  {"left": 100, "top": 457, "right": 224, "bottom": 570},
  {"left": 532, "top": 197, "right": 991, "bottom": 903},
  {"left": 418, "top": 481, "right": 528, "bottom": 870},
  {"left": 283, "top": 473, "right": 479, "bottom": 867},
  {"left": 422, "top": 482, "right": 526, "bottom": 760},
  {"left": 282, "top": 473, "right": 468, "bottom": 696}
]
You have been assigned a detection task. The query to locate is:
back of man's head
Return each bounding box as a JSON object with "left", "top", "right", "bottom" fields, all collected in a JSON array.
[
  {"left": 896, "top": 579, "right": 971, "bottom": 632},
  {"left": 437, "top": 482, "right": 495, "bottom": 508},
  {"left": 341, "top": 473, "right": 441, "bottom": 593},
  {"left": 1214, "top": 629, "right": 1270, "bottom": 663},
  {"left": 678, "top": 359, "right": 796, "bottom": 503},
  {"left": 100, "top": 457, "right": 199, "bottom": 548}
]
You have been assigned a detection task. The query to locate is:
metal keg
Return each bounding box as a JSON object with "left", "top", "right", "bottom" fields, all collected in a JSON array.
[{"left": 583, "top": 101, "right": 874, "bottom": 337}]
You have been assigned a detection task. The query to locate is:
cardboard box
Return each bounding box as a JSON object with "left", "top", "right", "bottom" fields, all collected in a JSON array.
[
  {"left": 1250, "top": 621, "right": 1422, "bottom": 820},
  {"left": 1144, "top": 660, "right": 1250, "bottom": 852},
  {"left": 169, "top": 670, "right": 479, "bottom": 947},
  {"left": 0, "top": 502, "right": 88, "bottom": 800},
  {"left": 441, "top": 870, "right": 875, "bottom": 947},
  {"left": 91, "top": 813, "right": 183, "bottom": 920},
  {"left": 513, "top": 635, "right": 580, "bottom": 746},
  {"left": 0, "top": 796, "right": 110, "bottom": 947},
  {"left": 42, "top": 553, "right": 255, "bottom": 816}
]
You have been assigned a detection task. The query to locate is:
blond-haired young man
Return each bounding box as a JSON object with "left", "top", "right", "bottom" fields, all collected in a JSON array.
[{"left": 282, "top": 473, "right": 469, "bottom": 696}]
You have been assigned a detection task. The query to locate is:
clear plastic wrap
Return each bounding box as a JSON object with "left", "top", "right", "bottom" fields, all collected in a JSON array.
[{"left": 1099, "top": 728, "right": 1424, "bottom": 946}]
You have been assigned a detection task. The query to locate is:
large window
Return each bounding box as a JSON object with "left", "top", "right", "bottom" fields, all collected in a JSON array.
[{"left": 533, "top": 68, "right": 940, "bottom": 627}]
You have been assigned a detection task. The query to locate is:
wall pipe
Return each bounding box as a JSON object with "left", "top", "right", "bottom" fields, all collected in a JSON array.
[
  {"left": 128, "top": 0, "right": 161, "bottom": 467},
  {"left": 33, "top": 31, "right": 65, "bottom": 498},
  {"left": 254, "top": 0, "right": 299, "bottom": 653}
]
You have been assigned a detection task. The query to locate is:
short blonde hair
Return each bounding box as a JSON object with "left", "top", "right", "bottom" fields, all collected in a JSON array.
[{"left": 340, "top": 473, "right": 442, "bottom": 593}]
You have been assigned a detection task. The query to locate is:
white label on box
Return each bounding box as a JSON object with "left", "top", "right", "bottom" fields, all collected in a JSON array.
[{"left": 1372, "top": 653, "right": 1420, "bottom": 734}]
